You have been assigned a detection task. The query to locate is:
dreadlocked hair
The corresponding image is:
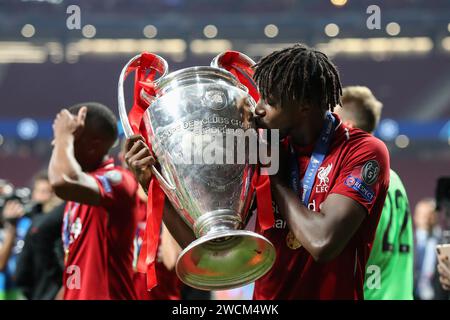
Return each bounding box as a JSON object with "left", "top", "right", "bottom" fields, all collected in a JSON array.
[{"left": 253, "top": 43, "right": 342, "bottom": 111}]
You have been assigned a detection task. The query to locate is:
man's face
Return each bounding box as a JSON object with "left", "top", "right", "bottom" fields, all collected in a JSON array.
[
  {"left": 254, "top": 97, "right": 301, "bottom": 138},
  {"left": 32, "top": 179, "right": 53, "bottom": 204},
  {"left": 414, "top": 201, "right": 437, "bottom": 231}
]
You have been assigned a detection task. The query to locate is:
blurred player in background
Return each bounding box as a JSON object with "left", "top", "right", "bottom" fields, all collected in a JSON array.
[
  {"left": 49, "top": 102, "right": 138, "bottom": 300},
  {"left": 413, "top": 198, "right": 447, "bottom": 299},
  {"left": 335, "top": 86, "right": 414, "bottom": 300}
]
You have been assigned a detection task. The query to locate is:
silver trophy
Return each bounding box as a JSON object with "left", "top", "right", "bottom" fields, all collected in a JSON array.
[{"left": 118, "top": 52, "right": 275, "bottom": 290}]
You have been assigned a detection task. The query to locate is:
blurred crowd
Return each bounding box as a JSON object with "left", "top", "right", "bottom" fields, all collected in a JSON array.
[{"left": 1, "top": 142, "right": 449, "bottom": 300}]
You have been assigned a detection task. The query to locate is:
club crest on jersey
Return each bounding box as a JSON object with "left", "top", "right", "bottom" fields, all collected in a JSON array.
[
  {"left": 70, "top": 217, "right": 82, "bottom": 241},
  {"left": 361, "top": 160, "right": 379, "bottom": 185},
  {"left": 316, "top": 163, "right": 332, "bottom": 193}
]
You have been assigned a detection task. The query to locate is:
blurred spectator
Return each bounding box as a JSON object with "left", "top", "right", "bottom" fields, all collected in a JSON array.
[
  {"left": 31, "top": 171, "right": 61, "bottom": 214},
  {"left": 0, "top": 199, "right": 26, "bottom": 299},
  {"left": 0, "top": 171, "right": 60, "bottom": 299},
  {"left": 413, "top": 198, "right": 447, "bottom": 299},
  {"left": 15, "top": 202, "right": 65, "bottom": 299}
]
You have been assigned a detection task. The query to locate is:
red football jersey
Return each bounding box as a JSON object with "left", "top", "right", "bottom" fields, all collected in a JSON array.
[
  {"left": 62, "top": 159, "right": 138, "bottom": 300},
  {"left": 254, "top": 114, "right": 390, "bottom": 300},
  {"left": 132, "top": 197, "right": 182, "bottom": 300}
]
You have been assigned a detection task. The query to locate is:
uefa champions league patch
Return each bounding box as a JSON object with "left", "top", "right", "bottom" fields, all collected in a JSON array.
[
  {"left": 104, "top": 170, "right": 123, "bottom": 185},
  {"left": 361, "top": 160, "right": 380, "bottom": 185},
  {"left": 96, "top": 174, "right": 112, "bottom": 193},
  {"left": 344, "top": 175, "right": 375, "bottom": 202}
]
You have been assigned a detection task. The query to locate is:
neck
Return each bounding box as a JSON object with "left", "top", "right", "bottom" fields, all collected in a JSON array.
[
  {"left": 291, "top": 110, "right": 328, "bottom": 146},
  {"left": 83, "top": 155, "right": 110, "bottom": 172}
]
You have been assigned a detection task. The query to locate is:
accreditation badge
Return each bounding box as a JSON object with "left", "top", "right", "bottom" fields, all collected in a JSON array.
[{"left": 286, "top": 230, "right": 302, "bottom": 250}]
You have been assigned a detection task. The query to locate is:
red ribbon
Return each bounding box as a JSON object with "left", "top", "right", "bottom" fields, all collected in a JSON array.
[
  {"left": 215, "top": 51, "right": 260, "bottom": 102},
  {"left": 252, "top": 167, "right": 274, "bottom": 231},
  {"left": 127, "top": 52, "right": 167, "bottom": 291}
]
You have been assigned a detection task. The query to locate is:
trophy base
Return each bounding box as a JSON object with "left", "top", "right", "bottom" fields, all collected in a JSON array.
[{"left": 175, "top": 229, "right": 276, "bottom": 291}]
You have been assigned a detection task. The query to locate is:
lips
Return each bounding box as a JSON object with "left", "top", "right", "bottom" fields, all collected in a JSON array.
[{"left": 254, "top": 116, "right": 268, "bottom": 129}]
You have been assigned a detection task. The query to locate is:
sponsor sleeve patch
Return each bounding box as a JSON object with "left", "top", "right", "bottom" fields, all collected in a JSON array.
[
  {"left": 104, "top": 170, "right": 123, "bottom": 185},
  {"left": 344, "top": 175, "right": 375, "bottom": 203},
  {"left": 96, "top": 174, "right": 112, "bottom": 194}
]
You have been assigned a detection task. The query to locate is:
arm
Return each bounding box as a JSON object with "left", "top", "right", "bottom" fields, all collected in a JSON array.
[
  {"left": 162, "top": 199, "right": 195, "bottom": 249},
  {"left": 0, "top": 224, "right": 17, "bottom": 271},
  {"left": 125, "top": 135, "right": 196, "bottom": 248},
  {"left": 48, "top": 107, "right": 101, "bottom": 205},
  {"left": 159, "top": 223, "right": 182, "bottom": 270},
  {"left": 0, "top": 200, "right": 24, "bottom": 270},
  {"left": 271, "top": 175, "right": 366, "bottom": 262}
]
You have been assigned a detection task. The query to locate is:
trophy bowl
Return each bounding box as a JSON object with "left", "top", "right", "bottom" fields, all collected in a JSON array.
[{"left": 118, "top": 53, "right": 275, "bottom": 290}]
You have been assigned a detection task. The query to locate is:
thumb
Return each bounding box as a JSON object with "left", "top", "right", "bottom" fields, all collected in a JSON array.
[{"left": 77, "top": 106, "right": 87, "bottom": 126}]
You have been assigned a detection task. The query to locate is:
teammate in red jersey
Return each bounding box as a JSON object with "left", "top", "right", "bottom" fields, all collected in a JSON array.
[
  {"left": 125, "top": 44, "right": 390, "bottom": 299},
  {"left": 49, "top": 102, "right": 138, "bottom": 300}
]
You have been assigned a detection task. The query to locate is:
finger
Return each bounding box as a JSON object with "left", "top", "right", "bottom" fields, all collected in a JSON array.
[
  {"left": 439, "top": 276, "right": 450, "bottom": 287},
  {"left": 438, "top": 259, "right": 450, "bottom": 276},
  {"left": 438, "top": 253, "right": 448, "bottom": 263},
  {"left": 132, "top": 156, "right": 155, "bottom": 169},
  {"left": 128, "top": 147, "right": 152, "bottom": 165},
  {"left": 125, "top": 135, "right": 145, "bottom": 152},
  {"left": 444, "top": 284, "right": 450, "bottom": 291},
  {"left": 77, "top": 106, "right": 87, "bottom": 126},
  {"left": 127, "top": 140, "right": 149, "bottom": 159}
]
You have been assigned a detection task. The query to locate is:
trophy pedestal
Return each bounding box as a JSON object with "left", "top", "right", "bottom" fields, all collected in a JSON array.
[{"left": 176, "top": 210, "right": 276, "bottom": 290}]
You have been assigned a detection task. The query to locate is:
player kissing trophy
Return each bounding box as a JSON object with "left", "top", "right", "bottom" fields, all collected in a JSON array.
[{"left": 118, "top": 51, "right": 275, "bottom": 290}]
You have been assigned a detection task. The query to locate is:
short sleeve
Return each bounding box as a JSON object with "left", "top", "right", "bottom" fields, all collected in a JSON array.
[
  {"left": 90, "top": 168, "right": 138, "bottom": 210},
  {"left": 329, "top": 137, "right": 390, "bottom": 214}
]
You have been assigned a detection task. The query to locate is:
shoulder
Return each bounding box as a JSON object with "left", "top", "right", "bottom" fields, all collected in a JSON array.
[
  {"left": 350, "top": 128, "right": 388, "bottom": 154},
  {"left": 341, "top": 128, "right": 389, "bottom": 166},
  {"left": 94, "top": 166, "right": 138, "bottom": 198}
]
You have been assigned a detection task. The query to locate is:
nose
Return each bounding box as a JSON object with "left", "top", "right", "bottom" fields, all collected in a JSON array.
[{"left": 255, "top": 101, "right": 266, "bottom": 118}]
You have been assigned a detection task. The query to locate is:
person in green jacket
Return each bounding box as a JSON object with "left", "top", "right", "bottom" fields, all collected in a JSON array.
[{"left": 335, "top": 86, "right": 414, "bottom": 300}]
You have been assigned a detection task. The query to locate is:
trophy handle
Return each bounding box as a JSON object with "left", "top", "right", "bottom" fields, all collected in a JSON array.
[
  {"left": 211, "top": 51, "right": 260, "bottom": 102},
  {"left": 118, "top": 53, "right": 176, "bottom": 192}
]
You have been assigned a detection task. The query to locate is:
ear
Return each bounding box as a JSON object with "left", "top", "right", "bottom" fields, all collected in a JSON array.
[{"left": 343, "top": 120, "right": 354, "bottom": 129}]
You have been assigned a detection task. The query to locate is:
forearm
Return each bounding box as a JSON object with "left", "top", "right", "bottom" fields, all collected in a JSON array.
[
  {"left": 49, "top": 135, "right": 82, "bottom": 186},
  {"left": 162, "top": 198, "right": 196, "bottom": 249},
  {"left": 0, "top": 225, "right": 16, "bottom": 270},
  {"left": 271, "top": 177, "right": 332, "bottom": 261}
]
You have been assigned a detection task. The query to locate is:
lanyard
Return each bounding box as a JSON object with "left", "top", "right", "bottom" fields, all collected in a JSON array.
[{"left": 289, "top": 111, "right": 336, "bottom": 205}]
